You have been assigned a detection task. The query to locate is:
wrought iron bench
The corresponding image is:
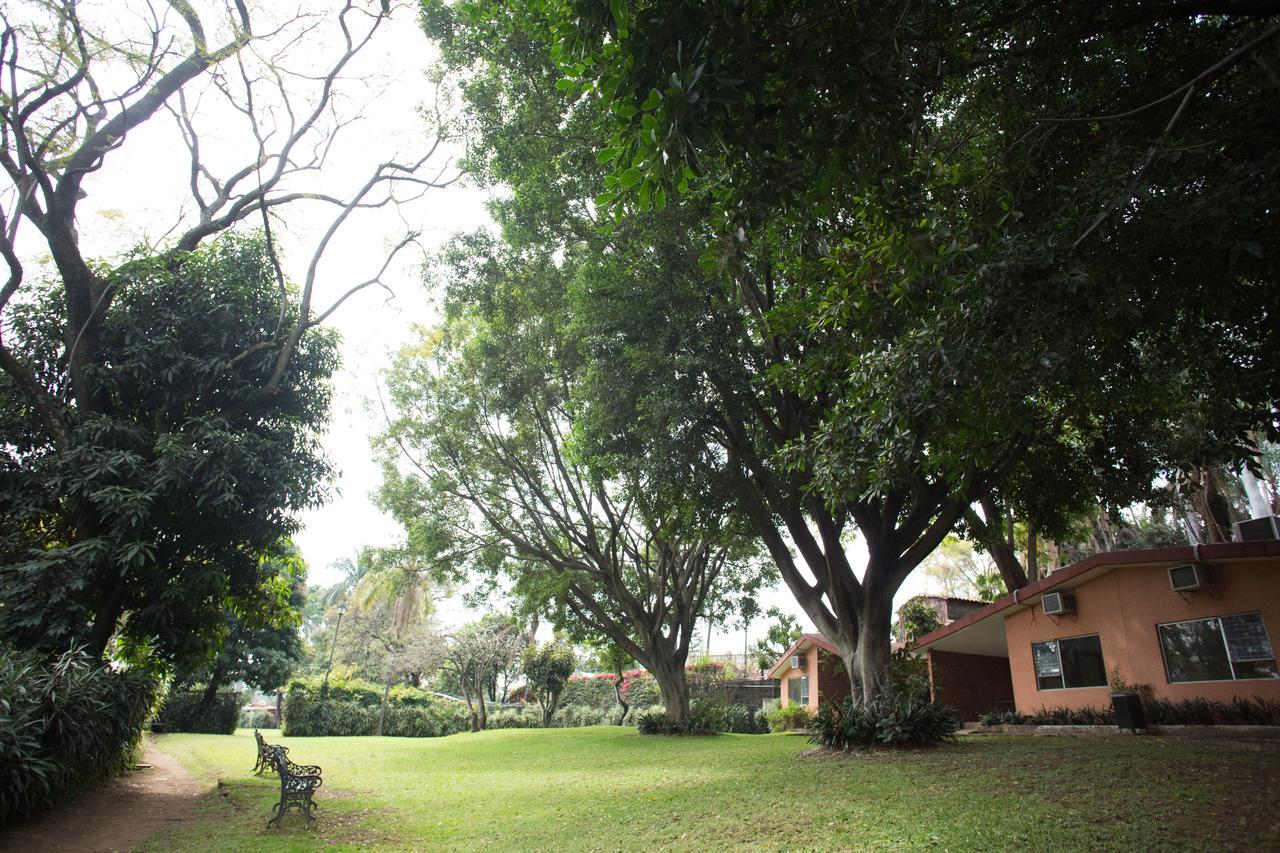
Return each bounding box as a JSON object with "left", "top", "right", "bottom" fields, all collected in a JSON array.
[
  {"left": 266, "top": 745, "right": 323, "bottom": 828},
  {"left": 252, "top": 728, "right": 287, "bottom": 776}
]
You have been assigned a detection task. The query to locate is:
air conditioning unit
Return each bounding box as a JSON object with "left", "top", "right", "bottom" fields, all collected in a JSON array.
[
  {"left": 1042, "top": 592, "right": 1075, "bottom": 616},
  {"left": 1169, "top": 562, "right": 1212, "bottom": 592},
  {"left": 1233, "top": 515, "right": 1280, "bottom": 542},
  {"left": 790, "top": 654, "right": 806, "bottom": 670}
]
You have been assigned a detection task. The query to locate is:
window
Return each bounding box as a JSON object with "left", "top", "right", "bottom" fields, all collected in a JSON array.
[
  {"left": 1158, "top": 613, "right": 1278, "bottom": 683},
  {"left": 1032, "top": 635, "right": 1106, "bottom": 690},
  {"left": 788, "top": 675, "right": 809, "bottom": 705}
]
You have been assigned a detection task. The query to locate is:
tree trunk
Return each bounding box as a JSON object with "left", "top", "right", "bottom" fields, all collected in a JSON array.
[
  {"left": 201, "top": 663, "right": 227, "bottom": 705},
  {"left": 854, "top": 590, "right": 894, "bottom": 703},
  {"left": 612, "top": 670, "right": 630, "bottom": 725},
  {"left": 87, "top": 569, "right": 127, "bottom": 659},
  {"left": 541, "top": 691, "right": 558, "bottom": 727},
  {"left": 649, "top": 656, "right": 690, "bottom": 723},
  {"left": 473, "top": 675, "right": 488, "bottom": 730}
]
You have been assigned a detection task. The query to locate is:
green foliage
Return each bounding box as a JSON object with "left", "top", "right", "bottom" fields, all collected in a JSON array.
[
  {"left": 897, "top": 600, "right": 943, "bottom": 644},
  {"left": 810, "top": 695, "right": 959, "bottom": 750},
  {"left": 635, "top": 700, "right": 767, "bottom": 736},
  {"left": 560, "top": 670, "right": 659, "bottom": 710},
  {"left": 154, "top": 691, "right": 241, "bottom": 735},
  {"left": 0, "top": 234, "right": 338, "bottom": 670},
  {"left": 887, "top": 650, "right": 932, "bottom": 704},
  {"left": 765, "top": 703, "right": 814, "bottom": 732},
  {"left": 981, "top": 697, "right": 1280, "bottom": 728},
  {"left": 176, "top": 542, "right": 308, "bottom": 696},
  {"left": 550, "top": 704, "right": 612, "bottom": 728},
  {"left": 486, "top": 709, "right": 543, "bottom": 729},
  {"left": 456, "top": 0, "right": 1280, "bottom": 703},
  {"left": 751, "top": 607, "right": 803, "bottom": 670},
  {"left": 0, "top": 645, "right": 159, "bottom": 822},
  {"left": 521, "top": 639, "right": 576, "bottom": 725},
  {"left": 1142, "top": 696, "right": 1280, "bottom": 726},
  {"left": 281, "top": 675, "right": 469, "bottom": 737}
]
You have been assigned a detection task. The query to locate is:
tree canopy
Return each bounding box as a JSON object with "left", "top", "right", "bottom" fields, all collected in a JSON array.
[{"left": 420, "top": 0, "right": 1280, "bottom": 700}]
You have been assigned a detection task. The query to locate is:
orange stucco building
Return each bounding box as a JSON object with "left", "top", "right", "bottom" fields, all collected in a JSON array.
[
  {"left": 913, "top": 541, "right": 1280, "bottom": 720},
  {"left": 766, "top": 633, "right": 851, "bottom": 710}
]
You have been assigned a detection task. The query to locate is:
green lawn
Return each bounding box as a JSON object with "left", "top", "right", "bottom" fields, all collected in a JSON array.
[{"left": 151, "top": 727, "right": 1280, "bottom": 851}]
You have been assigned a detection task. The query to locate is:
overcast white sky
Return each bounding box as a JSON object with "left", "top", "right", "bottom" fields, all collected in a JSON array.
[{"left": 19, "top": 0, "right": 938, "bottom": 654}]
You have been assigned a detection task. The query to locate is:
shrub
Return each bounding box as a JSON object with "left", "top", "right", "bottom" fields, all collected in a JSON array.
[
  {"left": 810, "top": 693, "right": 959, "bottom": 750},
  {"left": 0, "top": 645, "right": 159, "bottom": 823},
  {"left": 636, "top": 708, "right": 687, "bottom": 735},
  {"left": 281, "top": 676, "right": 469, "bottom": 737},
  {"left": 559, "top": 670, "right": 661, "bottom": 711},
  {"left": 487, "top": 709, "right": 542, "bottom": 729},
  {"left": 1142, "top": 695, "right": 1280, "bottom": 726},
  {"left": 766, "top": 703, "right": 814, "bottom": 731},
  {"left": 155, "top": 691, "right": 241, "bottom": 734},
  {"left": 635, "top": 701, "right": 768, "bottom": 736},
  {"left": 552, "top": 704, "right": 610, "bottom": 728},
  {"left": 382, "top": 702, "right": 469, "bottom": 738}
]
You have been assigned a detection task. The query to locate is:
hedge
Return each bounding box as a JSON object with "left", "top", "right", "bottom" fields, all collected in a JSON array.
[
  {"left": 282, "top": 675, "right": 469, "bottom": 737},
  {"left": 1, "top": 645, "right": 159, "bottom": 823},
  {"left": 155, "top": 690, "right": 241, "bottom": 734}
]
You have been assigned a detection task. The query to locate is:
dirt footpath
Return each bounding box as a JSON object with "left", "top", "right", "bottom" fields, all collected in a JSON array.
[{"left": 0, "top": 740, "right": 207, "bottom": 853}]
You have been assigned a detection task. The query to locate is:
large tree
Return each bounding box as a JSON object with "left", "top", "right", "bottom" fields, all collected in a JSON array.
[
  {"left": 426, "top": 1, "right": 1280, "bottom": 700},
  {"left": 0, "top": 234, "right": 337, "bottom": 668},
  {"left": 0, "top": 1, "right": 448, "bottom": 668},
  {"left": 375, "top": 292, "right": 768, "bottom": 722}
]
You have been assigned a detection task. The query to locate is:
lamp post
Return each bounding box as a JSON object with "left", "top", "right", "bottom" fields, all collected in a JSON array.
[{"left": 322, "top": 602, "right": 347, "bottom": 689}]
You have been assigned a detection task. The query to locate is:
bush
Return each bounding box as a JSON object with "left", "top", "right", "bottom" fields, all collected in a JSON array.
[
  {"left": 382, "top": 702, "right": 470, "bottom": 738},
  {"left": 766, "top": 703, "right": 814, "bottom": 731},
  {"left": 810, "top": 693, "right": 959, "bottom": 750},
  {"left": 487, "top": 709, "right": 542, "bottom": 729},
  {"left": 155, "top": 691, "right": 241, "bottom": 734},
  {"left": 636, "top": 707, "right": 687, "bottom": 735},
  {"left": 559, "top": 670, "right": 661, "bottom": 711},
  {"left": 552, "top": 704, "right": 610, "bottom": 728},
  {"left": 0, "top": 645, "right": 159, "bottom": 823},
  {"left": 281, "top": 676, "right": 469, "bottom": 737},
  {"left": 1141, "top": 695, "right": 1280, "bottom": 726},
  {"left": 635, "top": 701, "right": 768, "bottom": 736},
  {"left": 979, "top": 696, "right": 1280, "bottom": 728}
]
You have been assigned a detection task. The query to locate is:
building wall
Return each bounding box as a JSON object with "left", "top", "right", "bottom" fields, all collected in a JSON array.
[
  {"left": 926, "top": 650, "right": 1014, "bottom": 721},
  {"left": 1004, "top": 558, "right": 1280, "bottom": 713},
  {"left": 778, "top": 648, "right": 850, "bottom": 709},
  {"left": 817, "top": 650, "right": 851, "bottom": 706}
]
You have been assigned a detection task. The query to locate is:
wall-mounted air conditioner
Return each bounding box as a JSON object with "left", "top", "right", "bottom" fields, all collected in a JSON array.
[
  {"left": 790, "top": 654, "right": 806, "bottom": 670},
  {"left": 1233, "top": 515, "right": 1280, "bottom": 542},
  {"left": 1042, "top": 592, "right": 1075, "bottom": 616},
  {"left": 1169, "top": 562, "right": 1212, "bottom": 592}
]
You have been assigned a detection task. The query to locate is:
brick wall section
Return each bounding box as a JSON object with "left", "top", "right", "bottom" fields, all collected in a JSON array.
[
  {"left": 818, "top": 650, "right": 851, "bottom": 705},
  {"left": 927, "top": 650, "right": 1014, "bottom": 721}
]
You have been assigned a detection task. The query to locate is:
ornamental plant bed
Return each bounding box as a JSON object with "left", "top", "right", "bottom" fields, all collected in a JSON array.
[{"left": 966, "top": 723, "right": 1280, "bottom": 739}]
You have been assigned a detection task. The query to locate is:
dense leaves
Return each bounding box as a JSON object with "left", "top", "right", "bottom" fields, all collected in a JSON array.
[
  {"left": 426, "top": 1, "right": 1280, "bottom": 704},
  {"left": 0, "top": 645, "right": 159, "bottom": 822},
  {"left": 0, "top": 235, "right": 337, "bottom": 671}
]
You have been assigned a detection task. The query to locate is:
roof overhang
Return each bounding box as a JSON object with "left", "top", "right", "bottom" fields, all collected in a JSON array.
[
  {"left": 911, "top": 540, "right": 1280, "bottom": 658},
  {"left": 766, "top": 633, "right": 837, "bottom": 680}
]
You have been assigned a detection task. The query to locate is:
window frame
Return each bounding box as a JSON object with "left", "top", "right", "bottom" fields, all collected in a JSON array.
[
  {"left": 1031, "top": 633, "right": 1107, "bottom": 691},
  {"left": 1156, "top": 612, "right": 1278, "bottom": 684},
  {"left": 787, "top": 674, "right": 810, "bottom": 706}
]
